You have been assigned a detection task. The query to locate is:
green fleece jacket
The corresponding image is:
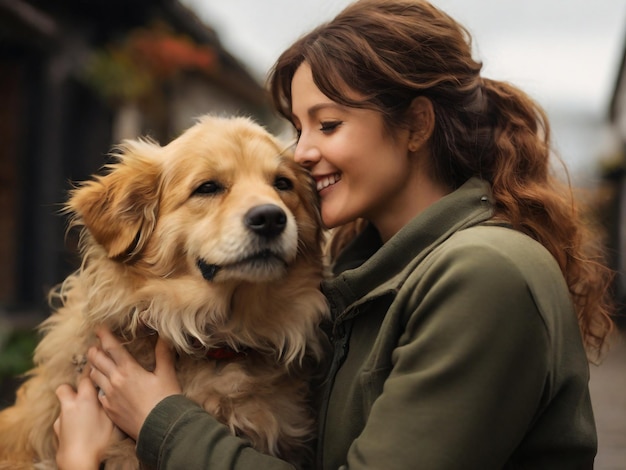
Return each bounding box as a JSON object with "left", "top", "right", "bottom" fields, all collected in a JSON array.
[{"left": 135, "top": 178, "right": 596, "bottom": 469}]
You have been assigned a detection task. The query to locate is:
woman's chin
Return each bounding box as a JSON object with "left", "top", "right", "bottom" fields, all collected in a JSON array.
[{"left": 322, "top": 212, "right": 357, "bottom": 230}]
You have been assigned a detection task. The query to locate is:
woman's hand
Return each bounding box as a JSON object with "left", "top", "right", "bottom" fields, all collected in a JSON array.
[
  {"left": 88, "top": 327, "right": 182, "bottom": 440},
  {"left": 54, "top": 375, "right": 120, "bottom": 470}
]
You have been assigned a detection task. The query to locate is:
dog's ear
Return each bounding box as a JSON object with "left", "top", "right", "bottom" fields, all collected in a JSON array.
[{"left": 67, "top": 140, "right": 162, "bottom": 260}]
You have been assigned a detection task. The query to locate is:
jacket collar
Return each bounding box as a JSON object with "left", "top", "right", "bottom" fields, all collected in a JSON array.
[{"left": 322, "top": 177, "right": 495, "bottom": 321}]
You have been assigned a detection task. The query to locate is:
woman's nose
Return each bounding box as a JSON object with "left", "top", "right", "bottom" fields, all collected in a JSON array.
[{"left": 293, "top": 134, "right": 321, "bottom": 168}]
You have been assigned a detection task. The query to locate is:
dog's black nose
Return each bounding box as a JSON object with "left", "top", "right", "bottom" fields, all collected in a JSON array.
[{"left": 245, "top": 204, "right": 287, "bottom": 238}]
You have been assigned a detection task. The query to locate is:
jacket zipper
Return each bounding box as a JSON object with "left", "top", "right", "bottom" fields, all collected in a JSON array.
[{"left": 316, "top": 319, "right": 352, "bottom": 469}]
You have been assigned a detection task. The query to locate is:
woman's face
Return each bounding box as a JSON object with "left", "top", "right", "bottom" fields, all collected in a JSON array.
[{"left": 290, "top": 62, "right": 416, "bottom": 238}]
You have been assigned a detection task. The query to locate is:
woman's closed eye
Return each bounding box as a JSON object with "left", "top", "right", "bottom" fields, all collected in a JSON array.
[
  {"left": 319, "top": 121, "right": 342, "bottom": 134},
  {"left": 293, "top": 121, "right": 341, "bottom": 141}
]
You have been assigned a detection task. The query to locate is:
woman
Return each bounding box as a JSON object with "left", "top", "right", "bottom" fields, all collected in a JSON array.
[{"left": 55, "top": 1, "right": 614, "bottom": 468}]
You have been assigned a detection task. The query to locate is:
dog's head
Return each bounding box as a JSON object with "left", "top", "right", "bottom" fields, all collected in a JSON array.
[{"left": 67, "top": 115, "right": 322, "bottom": 286}]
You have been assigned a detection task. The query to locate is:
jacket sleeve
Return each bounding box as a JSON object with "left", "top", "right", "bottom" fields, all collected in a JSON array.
[
  {"left": 136, "top": 394, "right": 296, "bottom": 470},
  {"left": 342, "top": 242, "right": 555, "bottom": 469}
]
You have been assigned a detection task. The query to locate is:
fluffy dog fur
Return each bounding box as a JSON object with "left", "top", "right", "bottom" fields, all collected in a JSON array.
[{"left": 0, "top": 116, "right": 329, "bottom": 469}]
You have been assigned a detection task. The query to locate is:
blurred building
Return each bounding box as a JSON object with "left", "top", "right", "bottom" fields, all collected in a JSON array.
[{"left": 0, "top": 0, "right": 278, "bottom": 320}]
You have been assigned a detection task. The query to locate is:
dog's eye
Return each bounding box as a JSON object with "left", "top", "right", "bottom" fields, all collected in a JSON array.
[
  {"left": 274, "top": 177, "right": 294, "bottom": 191},
  {"left": 194, "top": 180, "right": 224, "bottom": 195}
]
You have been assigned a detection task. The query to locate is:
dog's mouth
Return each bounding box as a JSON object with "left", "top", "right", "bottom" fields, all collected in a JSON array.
[{"left": 197, "top": 249, "right": 288, "bottom": 282}]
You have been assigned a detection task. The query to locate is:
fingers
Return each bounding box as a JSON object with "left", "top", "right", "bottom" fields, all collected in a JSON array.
[
  {"left": 95, "top": 326, "right": 119, "bottom": 348},
  {"left": 54, "top": 384, "right": 75, "bottom": 439},
  {"left": 88, "top": 339, "right": 117, "bottom": 399},
  {"left": 154, "top": 336, "right": 175, "bottom": 374},
  {"left": 53, "top": 416, "right": 61, "bottom": 437},
  {"left": 54, "top": 379, "right": 97, "bottom": 437},
  {"left": 87, "top": 345, "right": 116, "bottom": 377},
  {"left": 88, "top": 360, "right": 110, "bottom": 399},
  {"left": 76, "top": 375, "right": 98, "bottom": 399},
  {"left": 95, "top": 327, "right": 132, "bottom": 365},
  {"left": 55, "top": 383, "right": 77, "bottom": 402}
]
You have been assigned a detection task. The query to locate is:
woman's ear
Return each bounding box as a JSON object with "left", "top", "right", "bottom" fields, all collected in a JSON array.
[{"left": 407, "top": 96, "right": 435, "bottom": 152}]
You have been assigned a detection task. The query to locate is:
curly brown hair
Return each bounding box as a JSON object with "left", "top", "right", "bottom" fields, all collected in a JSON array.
[{"left": 267, "top": 0, "right": 614, "bottom": 359}]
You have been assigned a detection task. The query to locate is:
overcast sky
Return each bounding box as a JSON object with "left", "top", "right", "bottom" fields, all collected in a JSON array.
[{"left": 181, "top": 0, "right": 626, "bottom": 179}]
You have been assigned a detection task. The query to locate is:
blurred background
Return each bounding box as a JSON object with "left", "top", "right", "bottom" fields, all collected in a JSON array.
[{"left": 0, "top": 0, "right": 625, "bottom": 465}]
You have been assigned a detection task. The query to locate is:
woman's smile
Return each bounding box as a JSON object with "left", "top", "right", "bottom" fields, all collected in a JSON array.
[{"left": 314, "top": 173, "right": 342, "bottom": 192}]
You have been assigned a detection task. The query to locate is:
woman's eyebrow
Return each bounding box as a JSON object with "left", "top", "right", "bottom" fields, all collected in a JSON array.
[{"left": 306, "top": 102, "right": 346, "bottom": 117}]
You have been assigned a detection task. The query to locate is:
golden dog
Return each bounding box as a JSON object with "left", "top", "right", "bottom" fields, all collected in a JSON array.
[{"left": 0, "top": 116, "right": 329, "bottom": 469}]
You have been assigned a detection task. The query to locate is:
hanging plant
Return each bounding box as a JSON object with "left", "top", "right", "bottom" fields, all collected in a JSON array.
[{"left": 82, "top": 21, "right": 218, "bottom": 105}]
